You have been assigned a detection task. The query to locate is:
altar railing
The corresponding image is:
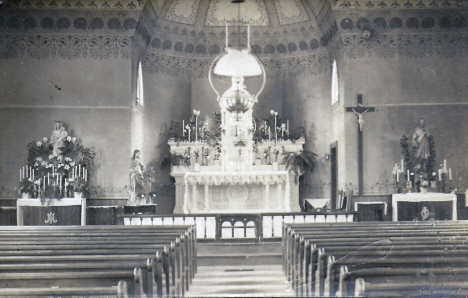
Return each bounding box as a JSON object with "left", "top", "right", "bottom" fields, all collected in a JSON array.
[{"left": 118, "top": 211, "right": 358, "bottom": 242}]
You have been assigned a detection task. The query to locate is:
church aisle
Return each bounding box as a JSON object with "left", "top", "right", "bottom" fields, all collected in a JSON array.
[{"left": 185, "top": 243, "right": 294, "bottom": 297}]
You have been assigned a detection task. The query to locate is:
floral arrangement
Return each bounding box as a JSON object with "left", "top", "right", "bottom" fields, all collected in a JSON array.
[
  {"left": 28, "top": 135, "right": 95, "bottom": 178},
  {"left": 19, "top": 177, "right": 35, "bottom": 195},
  {"left": 69, "top": 177, "right": 87, "bottom": 192}
]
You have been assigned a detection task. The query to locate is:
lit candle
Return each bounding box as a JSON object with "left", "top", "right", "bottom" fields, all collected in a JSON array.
[
  {"left": 225, "top": 22, "right": 228, "bottom": 48},
  {"left": 449, "top": 168, "right": 452, "bottom": 180},
  {"left": 195, "top": 116, "right": 198, "bottom": 142},
  {"left": 407, "top": 170, "right": 410, "bottom": 181},
  {"left": 247, "top": 24, "right": 250, "bottom": 50}
]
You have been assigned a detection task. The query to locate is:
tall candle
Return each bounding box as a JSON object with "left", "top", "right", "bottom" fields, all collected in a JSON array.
[
  {"left": 225, "top": 23, "right": 228, "bottom": 48},
  {"left": 287, "top": 120, "right": 289, "bottom": 135},
  {"left": 449, "top": 168, "right": 452, "bottom": 180},
  {"left": 407, "top": 170, "right": 410, "bottom": 181},
  {"left": 444, "top": 160, "right": 447, "bottom": 172},
  {"left": 247, "top": 24, "right": 250, "bottom": 50},
  {"left": 268, "top": 127, "right": 271, "bottom": 140},
  {"left": 397, "top": 172, "right": 399, "bottom": 182},
  {"left": 32, "top": 169, "right": 34, "bottom": 181},
  {"left": 19, "top": 169, "right": 21, "bottom": 182},
  {"left": 52, "top": 165, "right": 54, "bottom": 175},
  {"left": 47, "top": 173, "right": 49, "bottom": 185},
  {"left": 401, "top": 159, "right": 404, "bottom": 171},
  {"left": 85, "top": 168, "right": 87, "bottom": 182},
  {"left": 438, "top": 169, "right": 442, "bottom": 181},
  {"left": 79, "top": 164, "right": 81, "bottom": 177},
  {"left": 182, "top": 120, "right": 185, "bottom": 136},
  {"left": 195, "top": 116, "right": 198, "bottom": 142}
]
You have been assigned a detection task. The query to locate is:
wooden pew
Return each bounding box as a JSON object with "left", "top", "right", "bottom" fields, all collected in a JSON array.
[
  {"left": 283, "top": 222, "right": 468, "bottom": 297},
  {"left": 0, "top": 226, "right": 195, "bottom": 297},
  {"left": 0, "top": 280, "right": 129, "bottom": 297}
]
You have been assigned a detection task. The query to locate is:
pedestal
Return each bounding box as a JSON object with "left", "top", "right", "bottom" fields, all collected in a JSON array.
[{"left": 17, "top": 198, "right": 86, "bottom": 226}]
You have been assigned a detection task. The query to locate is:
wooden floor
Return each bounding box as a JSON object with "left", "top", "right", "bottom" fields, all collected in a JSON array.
[{"left": 186, "top": 242, "right": 294, "bottom": 297}]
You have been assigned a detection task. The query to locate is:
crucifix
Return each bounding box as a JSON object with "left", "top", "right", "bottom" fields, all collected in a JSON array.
[{"left": 346, "top": 94, "right": 376, "bottom": 196}]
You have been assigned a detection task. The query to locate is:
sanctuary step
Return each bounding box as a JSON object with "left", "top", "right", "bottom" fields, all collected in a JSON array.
[{"left": 186, "top": 242, "right": 294, "bottom": 297}]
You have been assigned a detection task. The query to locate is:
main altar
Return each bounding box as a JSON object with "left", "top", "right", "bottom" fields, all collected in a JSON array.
[{"left": 168, "top": 28, "right": 304, "bottom": 214}]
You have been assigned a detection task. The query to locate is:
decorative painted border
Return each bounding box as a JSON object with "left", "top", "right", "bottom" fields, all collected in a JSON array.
[
  {"left": 0, "top": 33, "right": 132, "bottom": 59},
  {"left": 205, "top": 0, "right": 270, "bottom": 27},
  {"left": 273, "top": 0, "right": 310, "bottom": 26},
  {"left": 331, "top": 0, "right": 466, "bottom": 9},
  {"left": 165, "top": 0, "right": 201, "bottom": 25},
  {"left": 143, "top": 50, "right": 331, "bottom": 79},
  {"left": 6, "top": 0, "right": 144, "bottom": 10},
  {"left": 339, "top": 33, "right": 468, "bottom": 59}
]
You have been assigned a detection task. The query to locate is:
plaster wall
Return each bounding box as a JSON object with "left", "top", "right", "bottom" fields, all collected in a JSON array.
[
  {"left": 0, "top": 57, "right": 132, "bottom": 198},
  {"left": 142, "top": 71, "right": 192, "bottom": 213},
  {"left": 340, "top": 55, "right": 468, "bottom": 193},
  {"left": 282, "top": 72, "right": 333, "bottom": 200}
]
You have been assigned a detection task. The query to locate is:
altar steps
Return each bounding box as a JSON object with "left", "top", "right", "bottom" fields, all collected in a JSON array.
[{"left": 186, "top": 242, "right": 294, "bottom": 297}]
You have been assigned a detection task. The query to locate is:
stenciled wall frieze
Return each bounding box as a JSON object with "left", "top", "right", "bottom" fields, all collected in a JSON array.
[
  {"left": 143, "top": 50, "right": 331, "bottom": 79},
  {"left": 331, "top": 0, "right": 466, "bottom": 10},
  {"left": 0, "top": 33, "right": 132, "bottom": 59},
  {"left": 338, "top": 33, "right": 468, "bottom": 59}
]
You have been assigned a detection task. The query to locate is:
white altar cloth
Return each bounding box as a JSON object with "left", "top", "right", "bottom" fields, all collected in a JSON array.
[{"left": 392, "top": 193, "right": 457, "bottom": 222}]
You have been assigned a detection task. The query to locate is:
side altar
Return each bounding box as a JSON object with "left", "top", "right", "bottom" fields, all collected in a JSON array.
[{"left": 168, "top": 28, "right": 305, "bottom": 214}]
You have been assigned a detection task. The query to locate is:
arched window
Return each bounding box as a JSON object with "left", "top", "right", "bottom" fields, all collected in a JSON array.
[
  {"left": 136, "top": 61, "right": 144, "bottom": 107},
  {"left": 331, "top": 60, "right": 339, "bottom": 105}
]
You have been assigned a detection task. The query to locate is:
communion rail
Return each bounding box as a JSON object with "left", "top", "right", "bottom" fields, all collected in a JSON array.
[{"left": 118, "top": 212, "right": 357, "bottom": 242}]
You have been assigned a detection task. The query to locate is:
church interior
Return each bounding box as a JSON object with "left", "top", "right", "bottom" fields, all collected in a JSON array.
[{"left": 0, "top": 0, "right": 468, "bottom": 296}]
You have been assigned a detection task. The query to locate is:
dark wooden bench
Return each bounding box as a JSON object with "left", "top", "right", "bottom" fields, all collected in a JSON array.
[
  {"left": 0, "top": 280, "right": 128, "bottom": 297},
  {"left": 0, "top": 225, "right": 196, "bottom": 297},
  {"left": 284, "top": 222, "right": 468, "bottom": 297}
]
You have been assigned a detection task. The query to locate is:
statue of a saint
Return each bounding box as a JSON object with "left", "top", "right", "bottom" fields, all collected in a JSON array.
[
  {"left": 50, "top": 121, "right": 68, "bottom": 157},
  {"left": 129, "top": 150, "right": 154, "bottom": 205},
  {"left": 412, "top": 118, "right": 431, "bottom": 167}
]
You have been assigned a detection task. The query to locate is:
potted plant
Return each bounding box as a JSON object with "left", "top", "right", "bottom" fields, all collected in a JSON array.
[
  {"left": 69, "top": 177, "right": 87, "bottom": 198},
  {"left": 284, "top": 150, "right": 317, "bottom": 182},
  {"left": 19, "top": 177, "right": 34, "bottom": 198}
]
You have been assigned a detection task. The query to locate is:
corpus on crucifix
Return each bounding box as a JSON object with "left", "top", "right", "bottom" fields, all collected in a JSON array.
[{"left": 346, "top": 94, "right": 376, "bottom": 195}]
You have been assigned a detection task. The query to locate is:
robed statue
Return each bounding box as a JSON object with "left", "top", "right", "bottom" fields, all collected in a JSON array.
[
  {"left": 50, "top": 121, "right": 68, "bottom": 157},
  {"left": 129, "top": 150, "right": 155, "bottom": 205},
  {"left": 412, "top": 118, "right": 430, "bottom": 169}
]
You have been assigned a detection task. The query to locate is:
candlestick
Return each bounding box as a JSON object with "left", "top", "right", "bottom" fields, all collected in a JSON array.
[
  {"left": 225, "top": 22, "right": 228, "bottom": 48},
  {"left": 195, "top": 116, "right": 198, "bottom": 142},
  {"left": 449, "top": 168, "right": 452, "bottom": 180},
  {"left": 247, "top": 24, "right": 250, "bottom": 50}
]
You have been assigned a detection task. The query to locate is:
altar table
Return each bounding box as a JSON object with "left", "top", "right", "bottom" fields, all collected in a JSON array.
[
  {"left": 392, "top": 193, "right": 457, "bottom": 222},
  {"left": 17, "top": 198, "right": 86, "bottom": 226}
]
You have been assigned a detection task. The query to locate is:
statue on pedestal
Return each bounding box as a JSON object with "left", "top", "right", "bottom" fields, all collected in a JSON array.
[
  {"left": 50, "top": 121, "right": 68, "bottom": 157},
  {"left": 412, "top": 118, "right": 431, "bottom": 170},
  {"left": 129, "top": 150, "right": 155, "bottom": 205}
]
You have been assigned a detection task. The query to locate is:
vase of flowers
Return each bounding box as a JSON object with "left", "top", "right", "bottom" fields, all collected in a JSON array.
[
  {"left": 420, "top": 180, "right": 429, "bottom": 193},
  {"left": 69, "top": 177, "right": 87, "bottom": 198},
  {"left": 19, "top": 178, "right": 34, "bottom": 198}
]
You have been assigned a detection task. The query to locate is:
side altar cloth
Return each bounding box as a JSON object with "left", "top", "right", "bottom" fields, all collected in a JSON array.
[
  {"left": 392, "top": 193, "right": 457, "bottom": 222},
  {"left": 17, "top": 198, "right": 86, "bottom": 226}
]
